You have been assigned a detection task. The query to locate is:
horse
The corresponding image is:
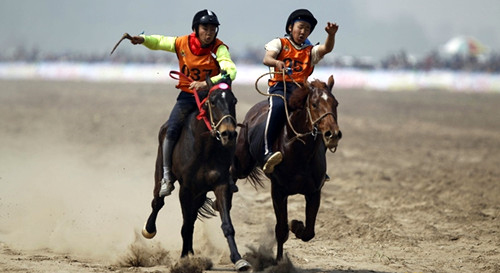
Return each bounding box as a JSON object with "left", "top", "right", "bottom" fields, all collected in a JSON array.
[
  {"left": 231, "top": 75, "right": 341, "bottom": 261},
  {"left": 142, "top": 72, "right": 251, "bottom": 271}
]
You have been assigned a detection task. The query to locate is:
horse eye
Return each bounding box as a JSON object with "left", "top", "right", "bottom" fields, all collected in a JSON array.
[{"left": 312, "top": 103, "right": 318, "bottom": 108}]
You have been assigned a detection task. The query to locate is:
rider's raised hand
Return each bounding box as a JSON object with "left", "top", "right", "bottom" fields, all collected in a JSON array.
[
  {"left": 130, "top": 36, "right": 145, "bottom": 45},
  {"left": 325, "top": 22, "right": 339, "bottom": 36}
]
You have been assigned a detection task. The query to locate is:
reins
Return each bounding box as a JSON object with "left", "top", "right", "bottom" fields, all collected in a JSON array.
[
  {"left": 169, "top": 71, "right": 236, "bottom": 140},
  {"left": 254, "top": 70, "right": 335, "bottom": 144}
]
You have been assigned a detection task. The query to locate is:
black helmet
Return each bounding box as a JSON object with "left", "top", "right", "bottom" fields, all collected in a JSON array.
[
  {"left": 285, "top": 9, "right": 317, "bottom": 34},
  {"left": 192, "top": 9, "right": 220, "bottom": 31}
]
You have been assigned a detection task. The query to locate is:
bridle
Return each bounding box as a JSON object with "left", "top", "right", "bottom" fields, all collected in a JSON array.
[
  {"left": 204, "top": 84, "right": 237, "bottom": 140},
  {"left": 255, "top": 70, "right": 336, "bottom": 147},
  {"left": 304, "top": 87, "right": 336, "bottom": 132},
  {"left": 169, "top": 71, "right": 237, "bottom": 141}
]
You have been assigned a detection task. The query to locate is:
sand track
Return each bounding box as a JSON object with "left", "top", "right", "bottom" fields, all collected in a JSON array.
[{"left": 1, "top": 80, "right": 499, "bottom": 272}]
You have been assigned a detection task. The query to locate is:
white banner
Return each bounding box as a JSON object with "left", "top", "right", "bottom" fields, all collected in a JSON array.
[{"left": 1, "top": 62, "right": 499, "bottom": 93}]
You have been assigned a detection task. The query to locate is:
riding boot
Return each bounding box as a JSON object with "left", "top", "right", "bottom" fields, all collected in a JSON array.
[
  {"left": 160, "top": 137, "right": 176, "bottom": 197},
  {"left": 263, "top": 88, "right": 285, "bottom": 175},
  {"left": 263, "top": 151, "right": 283, "bottom": 174}
]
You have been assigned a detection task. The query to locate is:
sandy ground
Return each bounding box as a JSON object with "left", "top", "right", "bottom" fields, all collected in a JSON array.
[{"left": 0, "top": 79, "right": 499, "bottom": 273}]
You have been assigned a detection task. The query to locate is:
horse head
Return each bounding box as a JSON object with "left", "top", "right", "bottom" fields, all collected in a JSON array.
[
  {"left": 204, "top": 74, "right": 238, "bottom": 146},
  {"left": 309, "top": 76, "right": 342, "bottom": 150},
  {"left": 289, "top": 75, "right": 342, "bottom": 150}
]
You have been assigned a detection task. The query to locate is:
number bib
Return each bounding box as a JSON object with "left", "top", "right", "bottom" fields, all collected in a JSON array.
[
  {"left": 175, "top": 35, "right": 224, "bottom": 93},
  {"left": 269, "top": 37, "right": 314, "bottom": 86}
]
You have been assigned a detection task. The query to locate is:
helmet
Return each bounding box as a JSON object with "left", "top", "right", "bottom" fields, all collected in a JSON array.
[
  {"left": 192, "top": 9, "right": 220, "bottom": 31},
  {"left": 285, "top": 9, "right": 317, "bottom": 34}
]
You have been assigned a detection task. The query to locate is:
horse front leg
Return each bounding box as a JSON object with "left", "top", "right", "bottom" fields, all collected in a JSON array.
[
  {"left": 142, "top": 143, "right": 166, "bottom": 239},
  {"left": 291, "top": 190, "right": 321, "bottom": 242},
  {"left": 213, "top": 184, "right": 251, "bottom": 271},
  {"left": 142, "top": 196, "right": 164, "bottom": 238},
  {"left": 271, "top": 184, "right": 289, "bottom": 261}
]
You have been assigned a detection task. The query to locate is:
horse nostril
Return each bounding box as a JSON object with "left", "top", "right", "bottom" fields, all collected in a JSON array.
[
  {"left": 324, "top": 131, "right": 333, "bottom": 139},
  {"left": 337, "top": 130, "right": 342, "bottom": 139}
]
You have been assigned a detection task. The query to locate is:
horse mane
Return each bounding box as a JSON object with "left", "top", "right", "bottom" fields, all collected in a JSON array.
[
  {"left": 288, "top": 83, "right": 310, "bottom": 110},
  {"left": 288, "top": 79, "right": 330, "bottom": 110}
]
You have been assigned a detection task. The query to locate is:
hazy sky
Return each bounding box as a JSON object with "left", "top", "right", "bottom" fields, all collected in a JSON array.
[{"left": 1, "top": 0, "right": 498, "bottom": 59}]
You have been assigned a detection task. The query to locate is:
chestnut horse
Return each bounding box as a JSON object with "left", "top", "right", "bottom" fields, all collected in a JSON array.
[
  {"left": 142, "top": 74, "right": 251, "bottom": 271},
  {"left": 231, "top": 75, "right": 341, "bottom": 260}
]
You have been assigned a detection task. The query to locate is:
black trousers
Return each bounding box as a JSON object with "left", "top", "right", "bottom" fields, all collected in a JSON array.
[
  {"left": 166, "top": 91, "right": 198, "bottom": 141},
  {"left": 263, "top": 81, "right": 299, "bottom": 155}
]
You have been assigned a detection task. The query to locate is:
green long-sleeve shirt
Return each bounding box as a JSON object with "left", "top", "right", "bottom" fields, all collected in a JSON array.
[{"left": 141, "top": 35, "right": 237, "bottom": 84}]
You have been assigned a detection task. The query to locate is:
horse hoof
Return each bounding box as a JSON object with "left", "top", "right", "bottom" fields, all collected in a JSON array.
[
  {"left": 142, "top": 223, "right": 156, "bottom": 239},
  {"left": 290, "top": 220, "right": 305, "bottom": 237},
  {"left": 235, "top": 259, "right": 251, "bottom": 271}
]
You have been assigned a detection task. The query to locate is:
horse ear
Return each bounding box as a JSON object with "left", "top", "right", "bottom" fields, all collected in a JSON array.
[{"left": 327, "top": 75, "right": 334, "bottom": 93}]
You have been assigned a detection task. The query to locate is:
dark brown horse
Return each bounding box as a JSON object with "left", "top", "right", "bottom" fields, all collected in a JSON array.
[
  {"left": 231, "top": 75, "right": 341, "bottom": 261},
  {"left": 142, "top": 74, "right": 251, "bottom": 271}
]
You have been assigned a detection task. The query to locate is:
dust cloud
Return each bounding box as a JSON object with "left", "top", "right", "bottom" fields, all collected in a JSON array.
[{"left": 0, "top": 80, "right": 188, "bottom": 263}]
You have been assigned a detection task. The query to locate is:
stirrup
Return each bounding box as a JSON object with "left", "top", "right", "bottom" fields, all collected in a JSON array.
[
  {"left": 263, "top": 152, "right": 283, "bottom": 174},
  {"left": 159, "top": 178, "right": 175, "bottom": 197}
]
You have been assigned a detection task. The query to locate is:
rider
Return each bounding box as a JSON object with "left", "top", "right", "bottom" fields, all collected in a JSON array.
[
  {"left": 262, "top": 9, "right": 339, "bottom": 174},
  {"left": 129, "top": 9, "right": 237, "bottom": 197}
]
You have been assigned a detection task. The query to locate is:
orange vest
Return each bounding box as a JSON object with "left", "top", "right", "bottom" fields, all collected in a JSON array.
[
  {"left": 175, "top": 35, "right": 225, "bottom": 93},
  {"left": 268, "top": 38, "right": 314, "bottom": 86}
]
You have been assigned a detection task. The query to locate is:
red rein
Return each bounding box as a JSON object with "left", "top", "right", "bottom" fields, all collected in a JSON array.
[{"left": 169, "top": 71, "right": 228, "bottom": 131}]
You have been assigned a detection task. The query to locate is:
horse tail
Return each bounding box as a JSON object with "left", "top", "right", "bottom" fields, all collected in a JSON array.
[
  {"left": 198, "top": 197, "right": 217, "bottom": 219},
  {"left": 247, "top": 168, "right": 265, "bottom": 189}
]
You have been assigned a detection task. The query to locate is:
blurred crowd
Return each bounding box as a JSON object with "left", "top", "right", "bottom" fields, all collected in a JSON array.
[
  {"left": 317, "top": 50, "right": 500, "bottom": 73},
  {"left": 375, "top": 50, "right": 500, "bottom": 73},
  {"left": 1, "top": 46, "right": 499, "bottom": 73}
]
